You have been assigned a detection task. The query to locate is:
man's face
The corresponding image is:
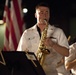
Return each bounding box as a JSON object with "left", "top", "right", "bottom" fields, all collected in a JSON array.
[{"left": 35, "top": 6, "right": 50, "bottom": 24}]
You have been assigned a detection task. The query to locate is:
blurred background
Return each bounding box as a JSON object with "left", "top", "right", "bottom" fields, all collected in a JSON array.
[{"left": 0, "top": 0, "right": 76, "bottom": 49}]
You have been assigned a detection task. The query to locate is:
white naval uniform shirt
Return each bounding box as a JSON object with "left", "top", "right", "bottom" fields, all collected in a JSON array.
[
  {"left": 17, "top": 24, "right": 69, "bottom": 75},
  {"left": 65, "top": 43, "right": 76, "bottom": 75}
]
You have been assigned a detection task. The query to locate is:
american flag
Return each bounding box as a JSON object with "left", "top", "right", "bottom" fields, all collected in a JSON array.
[{"left": 3, "top": 0, "right": 25, "bottom": 51}]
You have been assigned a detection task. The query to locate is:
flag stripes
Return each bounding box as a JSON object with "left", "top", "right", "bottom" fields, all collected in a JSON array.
[
  {"left": 3, "top": 0, "right": 10, "bottom": 50},
  {"left": 3, "top": 0, "right": 25, "bottom": 51}
]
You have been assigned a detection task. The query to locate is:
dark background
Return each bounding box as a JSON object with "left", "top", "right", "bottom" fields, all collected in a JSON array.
[{"left": 0, "top": 0, "right": 76, "bottom": 39}]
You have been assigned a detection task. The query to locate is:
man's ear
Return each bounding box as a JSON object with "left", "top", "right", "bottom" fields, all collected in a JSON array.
[{"left": 35, "top": 13, "right": 37, "bottom": 18}]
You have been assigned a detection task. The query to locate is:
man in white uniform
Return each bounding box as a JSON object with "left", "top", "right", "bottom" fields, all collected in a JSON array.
[
  {"left": 65, "top": 43, "right": 76, "bottom": 75},
  {"left": 17, "top": 2, "right": 69, "bottom": 75}
]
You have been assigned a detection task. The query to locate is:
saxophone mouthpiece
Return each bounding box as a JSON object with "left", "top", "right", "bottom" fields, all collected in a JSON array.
[
  {"left": 44, "top": 19, "right": 47, "bottom": 24},
  {"left": 44, "top": 19, "right": 47, "bottom": 21}
]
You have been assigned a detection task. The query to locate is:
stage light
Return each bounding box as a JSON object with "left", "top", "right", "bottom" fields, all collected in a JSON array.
[{"left": 23, "top": 8, "right": 28, "bottom": 13}]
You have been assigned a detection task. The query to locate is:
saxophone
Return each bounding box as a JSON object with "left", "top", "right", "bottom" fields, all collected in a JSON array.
[{"left": 36, "top": 20, "right": 50, "bottom": 66}]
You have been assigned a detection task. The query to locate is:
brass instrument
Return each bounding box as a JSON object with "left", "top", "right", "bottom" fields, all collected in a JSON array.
[{"left": 36, "top": 20, "right": 50, "bottom": 66}]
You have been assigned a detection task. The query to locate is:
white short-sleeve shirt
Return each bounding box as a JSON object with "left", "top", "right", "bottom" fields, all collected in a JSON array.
[{"left": 17, "top": 24, "right": 69, "bottom": 75}]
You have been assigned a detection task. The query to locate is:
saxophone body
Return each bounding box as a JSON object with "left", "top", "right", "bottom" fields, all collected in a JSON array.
[{"left": 36, "top": 20, "right": 50, "bottom": 66}]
